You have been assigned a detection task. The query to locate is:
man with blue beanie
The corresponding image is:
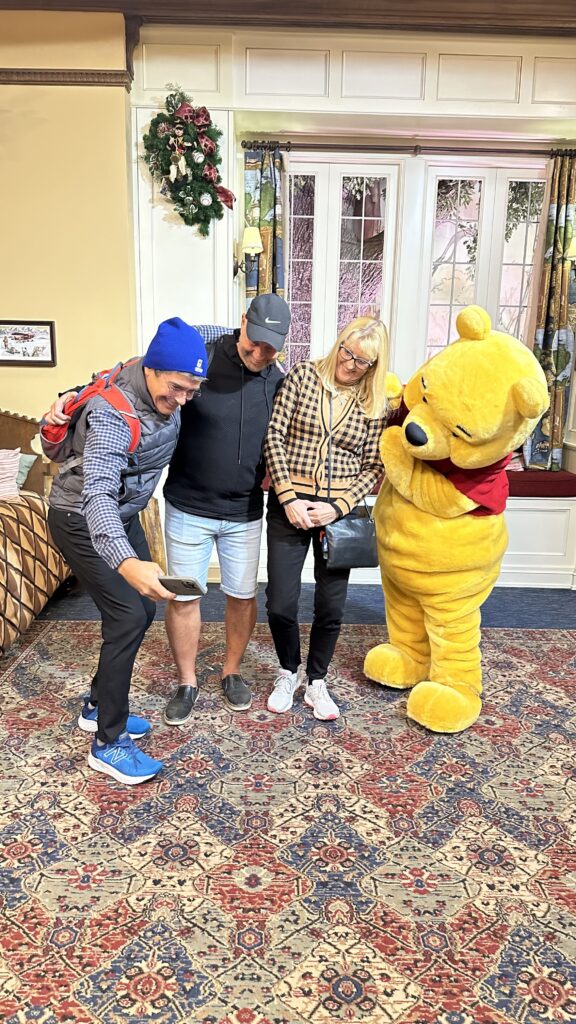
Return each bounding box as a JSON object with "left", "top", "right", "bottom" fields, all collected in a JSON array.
[{"left": 45, "top": 317, "right": 207, "bottom": 785}]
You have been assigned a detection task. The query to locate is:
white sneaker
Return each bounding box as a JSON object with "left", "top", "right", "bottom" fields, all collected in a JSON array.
[
  {"left": 267, "top": 666, "right": 304, "bottom": 714},
  {"left": 304, "top": 679, "right": 340, "bottom": 721}
]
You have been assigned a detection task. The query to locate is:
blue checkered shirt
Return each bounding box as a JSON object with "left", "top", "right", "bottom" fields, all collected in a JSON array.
[
  {"left": 194, "top": 325, "right": 234, "bottom": 343},
  {"left": 82, "top": 407, "right": 140, "bottom": 568}
]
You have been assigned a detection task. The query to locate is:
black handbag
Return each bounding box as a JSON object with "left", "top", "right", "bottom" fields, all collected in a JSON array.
[{"left": 322, "top": 396, "right": 379, "bottom": 570}]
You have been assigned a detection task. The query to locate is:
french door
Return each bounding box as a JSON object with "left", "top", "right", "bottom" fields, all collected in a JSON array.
[{"left": 283, "top": 159, "right": 399, "bottom": 369}]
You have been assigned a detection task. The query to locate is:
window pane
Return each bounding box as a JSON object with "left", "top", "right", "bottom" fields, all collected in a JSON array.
[
  {"left": 292, "top": 217, "right": 314, "bottom": 259},
  {"left": 339, "top": 261, "right": 361, "bottom": 305},
  {"left": 428, "top": 306, "right": 451, "bottom": 348},
  {"left": 359, "top": 262, "right": 384, "bottom": 307},
  {"left": 291, "top": 260, "right": 313, "bottom": 302},
  {"left": 497, "top": 179, "right": 544, "bottom": 342},
  {"left": 291, "top": 174, "right": 315, "bottom": 216},
  {"left": 338, "top": 303, "right": 357, "bottom": 334},
  {"left": 500, "top": 264, "right": 525, "bottom": 308},
  {"left": 426, "top": 178, "right": 482, "bottom": 358},
  {"left": 340, "top": 219, "right": 362, "bottom": 261},
  {"left": 430, "top": 264, "right": 456, "bottom": 305},
  {"left": 499, "top": 305, "right": 525, "bottom": 337},
  {"left": 452, "top": 264, "right": 476, "bottom": 305}
]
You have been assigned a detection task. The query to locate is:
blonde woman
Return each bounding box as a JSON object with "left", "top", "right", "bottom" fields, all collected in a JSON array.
[{"left": 264, "top": 317, "right": 389, "bottom": 720}]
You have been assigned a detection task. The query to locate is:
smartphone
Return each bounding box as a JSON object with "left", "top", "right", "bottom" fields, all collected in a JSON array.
[{"left": 158, "top": 576, "right": 207, "bottom": 597}]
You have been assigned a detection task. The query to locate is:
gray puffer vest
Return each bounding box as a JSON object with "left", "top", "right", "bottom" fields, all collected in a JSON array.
[{"left": 48, "top": 359, "right": 180, "bottom": 522}]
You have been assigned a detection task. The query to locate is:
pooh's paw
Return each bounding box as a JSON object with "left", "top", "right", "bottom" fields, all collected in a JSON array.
[
  {"left": 406, "top": 681, "right": 482, "bottom": 733},
  {"left": 364, "top": 644, "right": 428, "bottom": 689}
]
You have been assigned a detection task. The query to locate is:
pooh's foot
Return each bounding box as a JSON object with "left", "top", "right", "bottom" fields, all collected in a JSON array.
[
  {"left": 406, "top": 680, "right": 482, "bottom": 733},
  {"left": 364, "top": 644, "right": 429, "bottom": 690}
]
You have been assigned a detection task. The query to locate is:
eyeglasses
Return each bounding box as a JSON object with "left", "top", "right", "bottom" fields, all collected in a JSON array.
[
  {"left": 167, "top": 380, "right": 203, "bottom": 401},
  {"left": 338, "top": 343, "right": 375, "bottom": 371}
]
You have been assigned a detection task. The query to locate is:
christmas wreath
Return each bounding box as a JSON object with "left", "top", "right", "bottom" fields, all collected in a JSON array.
[{"left": 142, "top": 87, "right": 235, "bottom": 236}]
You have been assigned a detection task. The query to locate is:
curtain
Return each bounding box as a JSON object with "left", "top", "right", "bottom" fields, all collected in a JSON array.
[
  {"left": 524, "top": 152, "right": 576, "bottom": 470},
  {"left": 244, "top": 148, "right": 285, "bottom": 299}
]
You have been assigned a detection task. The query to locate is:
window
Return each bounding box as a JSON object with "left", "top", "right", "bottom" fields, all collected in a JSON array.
[
  {"left": 285, "top": 160, "right": 398, "bottom": 367},
  {"left": 285, "top": 155, "right": 547, "bottom": 377},
  {"left": 422, "top": 164, "right": 547, "bottom": 360}
]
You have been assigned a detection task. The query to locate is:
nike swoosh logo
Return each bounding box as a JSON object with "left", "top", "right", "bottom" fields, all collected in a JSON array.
[{"left": 265, "top": 317, "right": 281, "bottom": 324}]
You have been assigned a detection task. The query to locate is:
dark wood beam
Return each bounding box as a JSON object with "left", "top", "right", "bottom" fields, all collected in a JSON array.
[{"left": 1, "top": 1, "right": 576, "bottom": 36}]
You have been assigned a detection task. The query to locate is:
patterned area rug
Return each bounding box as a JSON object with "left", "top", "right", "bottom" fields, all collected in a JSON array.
[{"left": 1, "top": 621, "right": 575, "bottom": 1024}]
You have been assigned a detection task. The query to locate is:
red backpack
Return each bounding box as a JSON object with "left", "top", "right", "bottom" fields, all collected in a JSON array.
[{"left": 41, "top": 359, "right": 141, "bottom": 457}]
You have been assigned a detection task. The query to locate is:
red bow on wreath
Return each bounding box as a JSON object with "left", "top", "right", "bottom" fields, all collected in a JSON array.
[
  {"left": 193, "top": 106, "right": 212, "bottom": 128},
  {"left": 216, "top": 185, "right": 236, "bottom": 209},
  {"left": 202, "top": 163, "right": 218, "bottom": 183},
  {"left": 198, "top": 133, "right": 216, "bottom": 156},
  {"left": 174, "top": 102, "right": 196, "bottom": 124}
]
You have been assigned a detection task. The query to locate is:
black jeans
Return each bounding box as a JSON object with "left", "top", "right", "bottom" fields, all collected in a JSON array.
[
  {"left": 48, "top": 508, "right": 156, "bottom": 743},
  {"left": 265, "top": 490, "right": 350, "bottom": 681}
]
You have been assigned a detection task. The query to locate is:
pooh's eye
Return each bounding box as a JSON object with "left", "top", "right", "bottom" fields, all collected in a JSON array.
[
  {"left": 452, "top": 424, "right": 473, "bottom": 439},
  {"left": 422, "top": 395, "right": 427, "bottom": 403}
]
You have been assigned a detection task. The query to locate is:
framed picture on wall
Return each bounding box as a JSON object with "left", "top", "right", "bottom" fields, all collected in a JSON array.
[{"left": 0, "top": 320, "right": 56, "bottom": 367}]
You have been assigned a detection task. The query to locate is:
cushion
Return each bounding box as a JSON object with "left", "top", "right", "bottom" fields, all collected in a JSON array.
[
  {"left": 17, "top": 452, "right": 38, "bottom": 489},
  {"left": 0, "top": 491, "right": 70, "bottom": 652},
  {"left": 0, "top": 447, "right": 20, "bottom": 499},
  {"left": 507, "top": 469, "right": 576, "bottom": 498}
]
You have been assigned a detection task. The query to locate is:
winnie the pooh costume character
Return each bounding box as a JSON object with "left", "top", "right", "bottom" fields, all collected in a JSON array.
[{"left": 364, "top": 306, "right": 549, "bottom": 733}]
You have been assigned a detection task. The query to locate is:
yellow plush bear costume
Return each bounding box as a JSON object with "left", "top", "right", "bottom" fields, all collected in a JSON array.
[{"left": 364, "top": 306, "right": 549, "bottom": 733}]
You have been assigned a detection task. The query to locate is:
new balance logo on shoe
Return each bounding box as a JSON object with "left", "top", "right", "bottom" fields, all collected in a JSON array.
[{"left": 108, "top": 746, "right": 130, "bottom": 765}]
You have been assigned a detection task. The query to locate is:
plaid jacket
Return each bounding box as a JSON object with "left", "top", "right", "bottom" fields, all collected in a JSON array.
[{"left": 264, "top": 361, "right": 384, "bottom": 517}]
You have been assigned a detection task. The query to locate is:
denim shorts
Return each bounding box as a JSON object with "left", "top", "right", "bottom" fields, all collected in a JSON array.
[{"left": 164, "top": 502, "right": 262, "bottom": 601}]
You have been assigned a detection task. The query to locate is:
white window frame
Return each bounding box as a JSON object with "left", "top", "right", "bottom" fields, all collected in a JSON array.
[
  {"left": 287, "top": 154, "right": 399, "bottom": 360},
  {"left": 416, "top": 157, "right": 547, "bottom": 368}
]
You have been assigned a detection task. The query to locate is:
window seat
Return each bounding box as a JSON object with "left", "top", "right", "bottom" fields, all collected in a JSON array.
[{"left": 506, "top": 469, "right": 576, "bottom": 499}]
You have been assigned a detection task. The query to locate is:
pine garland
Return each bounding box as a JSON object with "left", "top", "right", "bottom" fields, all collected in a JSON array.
[{"left": 142, "top": 87, "right": 235, "bottom": 237}]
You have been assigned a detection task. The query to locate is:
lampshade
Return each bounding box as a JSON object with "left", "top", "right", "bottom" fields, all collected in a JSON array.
[
  {"left": 566, "top": 233, "right": 576, "bottom": 260},
  {"left": 241, "top": 226, "right": 263, "bottom": 255}
]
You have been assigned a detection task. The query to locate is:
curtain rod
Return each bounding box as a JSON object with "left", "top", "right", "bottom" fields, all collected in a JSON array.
[{"left": 241, "top": 140, "right": 570, "bottom": 157}]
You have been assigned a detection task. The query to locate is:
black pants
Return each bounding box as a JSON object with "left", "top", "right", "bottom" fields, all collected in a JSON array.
[
  {"left": 48, "top": 508, "right": 156, "bottom": 743},
  {"left": 265, "top": 490, "right": 350, "bottom": 681}
]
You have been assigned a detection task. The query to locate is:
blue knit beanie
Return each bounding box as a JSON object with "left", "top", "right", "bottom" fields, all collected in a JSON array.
[{"left": 143, "top": 317, "right": 208, "bottom": 377}]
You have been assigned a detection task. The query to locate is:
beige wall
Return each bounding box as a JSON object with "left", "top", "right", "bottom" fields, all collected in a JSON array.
[{"left": 0, "top": 12, "right": 136, "bottom": 419}]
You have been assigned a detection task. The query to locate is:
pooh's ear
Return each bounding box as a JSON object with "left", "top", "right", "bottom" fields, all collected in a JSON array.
[
  {"left": 456, "top": 306, "right": 491, "bottom": 340},
  {"left": 403, "top": 373, "right": 423, "bottom": 409},
  {"left": 511, "top": 377, "right": 549, "bottom": 419},
  {"left": 385, "top": 372, "right": 403, "bottom": 410}
]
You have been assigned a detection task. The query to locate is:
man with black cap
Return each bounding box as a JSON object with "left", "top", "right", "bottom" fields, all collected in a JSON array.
[
  {"left": 44, "top": 317, "right": 208, "bottom": 785},
  {"left": 163, "top": 292, "right": 290, "bottom": 724}
]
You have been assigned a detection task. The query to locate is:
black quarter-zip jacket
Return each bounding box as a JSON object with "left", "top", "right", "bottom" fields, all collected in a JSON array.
[{"left": 164, "top": 332, "right": 284, "bottom": 521}]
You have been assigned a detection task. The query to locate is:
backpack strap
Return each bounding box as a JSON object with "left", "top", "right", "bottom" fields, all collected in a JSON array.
[{"left": 41, "top": 360, "right": 141, "bottom": 458}]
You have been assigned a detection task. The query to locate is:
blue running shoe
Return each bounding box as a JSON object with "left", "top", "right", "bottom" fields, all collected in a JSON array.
[
  {"left": 88, "top": 731, "right": 163, "bottom": 785},
  {"left": 78, "top": 698, "right": 152, "bottom": 739}
]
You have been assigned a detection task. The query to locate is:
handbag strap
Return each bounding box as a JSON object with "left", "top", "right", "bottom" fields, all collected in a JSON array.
[
  {"left": 326, "top": 392, "right": 373, "bottom": 522},
  {"left": 327, "top": 394, "right": 333, "bottom": 501}
]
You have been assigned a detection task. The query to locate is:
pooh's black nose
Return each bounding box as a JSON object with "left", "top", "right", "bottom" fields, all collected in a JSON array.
[{"left": 405, "top": 422, "right": 428, "bottom": 447}]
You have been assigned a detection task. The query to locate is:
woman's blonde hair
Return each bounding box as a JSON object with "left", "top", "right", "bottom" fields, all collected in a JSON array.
[{"left": 315, "top": 316, "right": 390, "bottom": 419}]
